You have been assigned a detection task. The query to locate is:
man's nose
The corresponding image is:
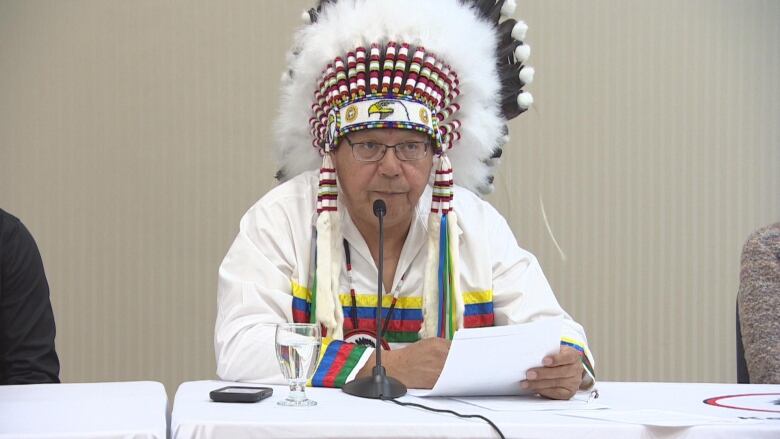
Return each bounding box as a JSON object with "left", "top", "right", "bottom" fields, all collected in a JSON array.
[{"left": 377, "top": 147, "right": 402, "bottom": 177}]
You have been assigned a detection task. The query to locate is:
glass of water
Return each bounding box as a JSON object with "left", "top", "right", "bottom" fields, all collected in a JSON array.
[{"left": 275, "top": 323, "right": 322, "bottom": 406}]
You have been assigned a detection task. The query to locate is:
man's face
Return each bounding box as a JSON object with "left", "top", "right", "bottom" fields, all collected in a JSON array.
[{"left": 332, "top": 128, "right": 434, "bottom": 231}]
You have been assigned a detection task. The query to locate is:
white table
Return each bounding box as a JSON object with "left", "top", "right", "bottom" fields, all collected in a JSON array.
[
  {"left": 0, "top": 381, "right": 168, "bottom": 439},
  {"left": 171, "top": 380, "right": 780, "bottom": 439}
]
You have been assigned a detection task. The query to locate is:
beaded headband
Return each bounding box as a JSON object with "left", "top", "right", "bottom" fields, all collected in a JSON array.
[{"left": 310, "top": 42, "right": 461, "bottom": 154}]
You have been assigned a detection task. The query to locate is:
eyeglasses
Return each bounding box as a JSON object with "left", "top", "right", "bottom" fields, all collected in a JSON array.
[{"left": 343, "top": 136, "right": 430, "bottom": 162}]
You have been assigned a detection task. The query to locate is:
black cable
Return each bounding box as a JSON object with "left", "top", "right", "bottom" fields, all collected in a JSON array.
[{"left": 386, "top": 398, "right": 506, "bottom": 439}]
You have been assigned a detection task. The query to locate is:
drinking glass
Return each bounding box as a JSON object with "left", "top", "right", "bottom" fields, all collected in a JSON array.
[{"left": 274, "top": 323, "right": 322, "bottom": 406}]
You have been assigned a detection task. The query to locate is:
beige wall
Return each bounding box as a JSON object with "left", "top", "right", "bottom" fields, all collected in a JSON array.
[{"left": 1, "top": 0, "right": 777, "bottom": 395}]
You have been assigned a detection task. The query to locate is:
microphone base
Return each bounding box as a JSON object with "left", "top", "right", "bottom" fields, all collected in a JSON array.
[{"left": 342, "top": 365, "right": 407, "bottom": 399}]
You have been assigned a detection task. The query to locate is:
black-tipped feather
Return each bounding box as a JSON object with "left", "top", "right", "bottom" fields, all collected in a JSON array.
[
  {"left": 497, "top": 19, "right": 518, "bottom": 43},
  {"left": 477, "top": 0, "right": 497, "bottom": 15},
  {"left": 486, "top": 0, "right": 506, "bottom": 23},
  {"left": 307, "top": 8, "right": 318, "bottom": 23},
  {"left": 496, "top": 39, "right": 521, "bottom": 61},
  {"left": 502, "top": 105, "right": 525, "bottom": 120},
  {"left": 499, "top": 62, "right": 523, "bottom": 86},
  {"left": 317, "top": 0, "right": 338, "bottom": 8},
  {"left": 501, "top": 93, "right": 527, "bottom": 120}
]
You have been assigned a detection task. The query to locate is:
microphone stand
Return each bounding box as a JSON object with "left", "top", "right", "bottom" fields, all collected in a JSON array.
[{"left": 342, "top": 199, "right": 407, "bottom": 399}]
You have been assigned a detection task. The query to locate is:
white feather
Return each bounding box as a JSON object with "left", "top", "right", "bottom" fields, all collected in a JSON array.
[
  {"left": 420, "top": 213, "right": 441, "bottom": 339},
  {"left": 518, "top": 66, "right": 535, "bottom": 85},
  {"left": 512, "top": 20, "right": 528, "bottom": 41},
  {"left": 301, "top": 10, "right": 312, "bottom": 24},
  {"left": 514, "top": 43, "right": 531, "bottom": 63},
  {"left": 314, "top": 155, "right": 344, "bottom": 339},
  {"left": 501, "top": 0, "right": 517, "bottom": 16},
  {"left": 517, "top": 92, "right": 533, "bottom": 109},
  {"left": 285, "top": 50, "right": 298, "bottom": 65}
]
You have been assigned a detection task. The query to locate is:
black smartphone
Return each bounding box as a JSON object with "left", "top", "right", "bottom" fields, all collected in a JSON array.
[{"left": 209, "top": 386, "right": 274, "bottom": 403}]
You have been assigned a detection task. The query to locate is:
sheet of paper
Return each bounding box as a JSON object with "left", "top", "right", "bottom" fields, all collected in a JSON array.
[
  {"left": 407, "top": 317, "right": 562, "bottom": 397},
  {"left": 452, "top": 391, "right": 608, "bottom": 411},
  {"left": 557, "top": 409, "right": 756, "bottom": 427}
]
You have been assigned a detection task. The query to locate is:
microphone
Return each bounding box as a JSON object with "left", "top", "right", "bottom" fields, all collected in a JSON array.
[
  {"left": 342, "top": 199, "right": 407, "bottom": 399},
  {"left": 372, "top": 199, "right": 387, "bottom": 217}
]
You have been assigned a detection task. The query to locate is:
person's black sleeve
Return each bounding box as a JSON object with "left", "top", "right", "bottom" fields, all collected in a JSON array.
[{"left": 0, "top": 214, "right": 60, "bottom": 384}]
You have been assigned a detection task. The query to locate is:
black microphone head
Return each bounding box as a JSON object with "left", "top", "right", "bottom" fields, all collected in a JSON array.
[{"left": 372, "top": 199, "right": 387, "bottom": 217}]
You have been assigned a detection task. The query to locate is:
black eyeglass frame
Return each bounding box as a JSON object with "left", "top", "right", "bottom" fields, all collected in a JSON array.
[{"left": 343, "top": 136, "right": 431, "bottom": 162}]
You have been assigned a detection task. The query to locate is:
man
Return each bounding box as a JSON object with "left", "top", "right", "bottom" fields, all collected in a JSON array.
[
  {"left": 0, "top": 209, "right": 60, "bottom": 384},
  {"left": 216, "top": 0, "right": 595, "bottom": 399}
]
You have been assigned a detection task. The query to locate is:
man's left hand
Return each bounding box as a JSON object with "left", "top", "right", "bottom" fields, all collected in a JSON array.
[{"left": 521, "top": 345, "right": 584, "bottom": 400}]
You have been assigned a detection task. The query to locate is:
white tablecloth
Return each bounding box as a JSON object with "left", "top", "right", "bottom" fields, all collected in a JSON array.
[
  {"left": 171, "top": 380, "right": 780, "bottom": 439},
  {"left": 0, "top": 381, "right": 168, "bottom": 439}
]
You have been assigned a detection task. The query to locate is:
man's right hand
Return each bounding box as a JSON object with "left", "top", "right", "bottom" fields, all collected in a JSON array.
[{"left": 356, "top": 337, "right": 451, "bottom": 389}]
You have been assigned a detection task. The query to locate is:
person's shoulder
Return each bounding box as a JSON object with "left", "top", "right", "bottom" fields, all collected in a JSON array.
[
  {"left": 246, "top": 171, "right": 318, "bottom": 212},
  {"left": 452, "top": 185, "right": 505, "bottom": 224},
  {"left": 0, "top": 209, "right": 43, "bottom": 272},
  {"left": 0, "top": 209, "right": 28, "bottom": 245},
  {"left": 0, "top": 208, "right": 21, "bottom": 229},
  {"left": 743, "top": 222, "right": 780, "bottom": 256},
  {"left": 747, "top": 223, "right": 780, "bottom": 243},
  {"left": 239, "top": 171, "right": 318, "bottom": 230}
]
